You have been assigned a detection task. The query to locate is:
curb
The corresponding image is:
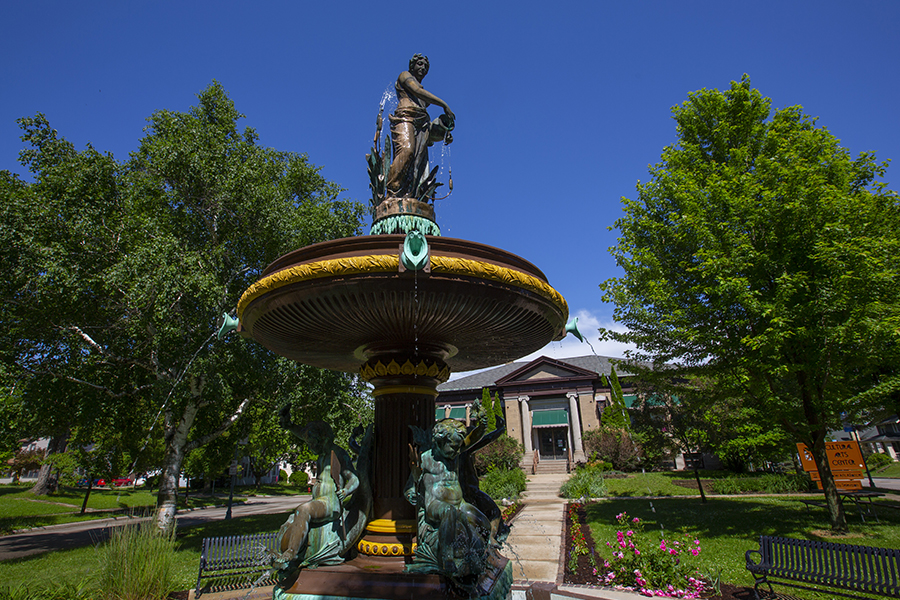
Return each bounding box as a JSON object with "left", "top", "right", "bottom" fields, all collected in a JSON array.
[{"left": 6, "top": 502, "right": 233, "bottom": 535}]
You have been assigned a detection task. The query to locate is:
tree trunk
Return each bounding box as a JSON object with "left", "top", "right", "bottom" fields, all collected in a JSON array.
[
  {"left": 154, "top": 399, "right": 200, "bottom": 534},
  {"left": 153, "top": 392, "right": 251, "bottom": 533},
  {"left": 31, "top": 434, "right": 69, "bottom": 496},
  {"left": 810, "top": 435, "right": 848, "bottom": 532}
]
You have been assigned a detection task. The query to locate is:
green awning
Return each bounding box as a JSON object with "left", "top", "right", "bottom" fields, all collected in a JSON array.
[
  {"left": 531, "top": 409, "right": 569, "bottom": 428},
  {"left": 622, "top": 394, "right": 638, "bottom": 408},
  {"left": 436, "top": 406, "right": 468, "bottom": 420},
  {"left": 448, "top": 407, "right": 467, "bottom": 420}
]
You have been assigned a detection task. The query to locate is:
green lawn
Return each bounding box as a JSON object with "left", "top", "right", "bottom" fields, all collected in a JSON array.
[
  {"left": 0, "top": 511, "right": 292, "bottom": 596},
  {"left": 0, "top": 484, "right": 271, "bottom": 535},
  {"left": 602, "top": 472, "right": 703, "bottom": 497},
  {"left": 874, "top": 461, "right": 900, "bottom": 478},
  {"left": 583, "top": 495, "right": 900, "bottom": 599}
]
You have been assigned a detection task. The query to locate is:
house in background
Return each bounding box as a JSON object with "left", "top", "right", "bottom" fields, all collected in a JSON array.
[
  {"left": 832, "top": 415, "right": 900, "bottom": 461},
  {"left": 436, "top": 355, "right": 641, "bottom": 468}
]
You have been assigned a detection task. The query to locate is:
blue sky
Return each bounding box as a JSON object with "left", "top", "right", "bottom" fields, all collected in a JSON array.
[{"left": 3, "top": 1, "right": 899, "bottom": 368}]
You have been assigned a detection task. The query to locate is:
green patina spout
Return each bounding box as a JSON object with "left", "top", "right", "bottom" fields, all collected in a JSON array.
[{"left": 400, "top": 230, "right": 429, "bottom": 271}]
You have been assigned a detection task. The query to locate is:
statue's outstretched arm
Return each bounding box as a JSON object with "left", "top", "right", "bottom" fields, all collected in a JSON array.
[{"left": 399, "top": 72, "right": 454, "bottom": 122}]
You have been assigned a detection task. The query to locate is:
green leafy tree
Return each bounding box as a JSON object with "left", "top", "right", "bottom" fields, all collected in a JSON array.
[
  {"left": 600, "top": 75, "right": 900, "bottom": 531},
  {"left": 492, "top": 392, "right": 503, "bottom": 427},
  {"left": 1, "top": 82, "right": 365, "bottom": 531}
]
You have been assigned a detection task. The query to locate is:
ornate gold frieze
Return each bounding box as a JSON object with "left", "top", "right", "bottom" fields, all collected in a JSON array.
[
  {"left": 359, "top": 358, "right": 450, "bottom": 384},
  {"left": 237, "top": 254, "right": 568, "bottom": 319}
]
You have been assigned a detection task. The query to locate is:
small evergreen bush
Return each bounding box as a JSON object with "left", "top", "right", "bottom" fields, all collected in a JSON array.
[
  {"left": 479, "top": 467, "right": 527, "bottom": 500},
  {"left": 289, "top": 470, "right": 309, "bottom": 489},
  {"left": 560, "top": 464, "right": 608, "bottom": 499}
]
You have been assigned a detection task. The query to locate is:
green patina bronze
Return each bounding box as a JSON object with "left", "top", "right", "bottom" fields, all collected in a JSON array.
[
  {"left": 271, "top": 414, "right": 373, "bottom": 576},
  {"left": 400, "top": 230, "right": 429, "bottom": 271},
  {"left": 404, "top": 417, "right": 511, "bottom": 596},
  {"left": 370, "top": 214, "right": 440, "bottom": 236}
]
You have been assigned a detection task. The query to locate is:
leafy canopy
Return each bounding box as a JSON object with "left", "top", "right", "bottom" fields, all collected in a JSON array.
[{"left": 601, "top": 75, "right": 900, "bottom": 442}]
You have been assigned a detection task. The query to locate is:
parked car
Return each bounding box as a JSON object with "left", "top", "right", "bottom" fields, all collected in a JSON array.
[
  {"left": 112, "top": 478, "right": 133, "bottom": 487},
  {"left": 76, "top": 478, "right": 107, "bottom": 487}
]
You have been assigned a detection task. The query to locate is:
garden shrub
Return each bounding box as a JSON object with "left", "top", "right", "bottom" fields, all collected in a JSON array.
[
  {"left": 472, "top": 435, "right": 524, "bottom": 476},
  {"left": 560, "top": 464, "right": 608, "bottom": 499},
  {"left": 583, "top": 427, "right": 642, "bottom": 472},
  {"left": 289, "top": 470, "right": 309, "bottom": 489},
  {"left": 866, "top": 452, "right": 893, "bottom": 470},
  {"left": 479, "top": 467, "right": 526, "bottom": 500}
]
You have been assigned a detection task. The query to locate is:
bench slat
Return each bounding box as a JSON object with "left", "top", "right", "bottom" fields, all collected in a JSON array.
[
  {"left": 747, "top": 536, "right": 900, "bottom": 599},
  {"left": 196, "top": 532, "right": 279, "bottom": 597}
]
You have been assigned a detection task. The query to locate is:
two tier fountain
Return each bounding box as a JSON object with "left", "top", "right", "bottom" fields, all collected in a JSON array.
[{"left": 234, "top": 54, "right": 569, "bottom": 600}]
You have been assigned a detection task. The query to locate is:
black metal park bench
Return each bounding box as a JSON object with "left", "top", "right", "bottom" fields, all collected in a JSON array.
[
  {"left": 745, "top": 535, "right": 900, "bottom": 599},
  {"left": 195, "top": 532, "right": 279, "bottom": 597}
]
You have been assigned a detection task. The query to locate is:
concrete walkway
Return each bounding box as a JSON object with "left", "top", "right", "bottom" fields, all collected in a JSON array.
[{"left": 504, "top": 472, "right": 568, "bottom": 583}]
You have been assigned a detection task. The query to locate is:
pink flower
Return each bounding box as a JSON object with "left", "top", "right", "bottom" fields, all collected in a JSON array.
[
  {"left": 633, "top": 517, "right": 640, "bottom": 523},
  {"left": 690, "top": 548, "right": 699, "bottom": 556},
  {"left": 660, "top": 541, "right": 667, "bottom": 550},
  {"left": 626, "top": 530, "right": 634, "bottom": 536},
  {"left": 634, "top": 549, "right": 641, "bottom": 555}
]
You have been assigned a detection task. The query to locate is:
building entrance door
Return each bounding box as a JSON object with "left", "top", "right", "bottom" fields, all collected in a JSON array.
[{"left": 538, "top": 427, "right": 568, "bottom": 460}]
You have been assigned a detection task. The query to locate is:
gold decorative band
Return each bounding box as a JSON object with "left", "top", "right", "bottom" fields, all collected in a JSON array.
[
  {"left": 366, "top": 519, "right": 417, "bottom": 534},
  {"left": 430, "top": 256, "right": 568, "bottom": 312},
  {"left": 236, "top": 254, "right": 568, "bottom": 318},
  {"left": 371, "top": 385, "right": 439, "bottom": 398},
  {"left": 360, "top": 358, "right": 450, "bottom": 384},
  {"left": 357, "top": 539, "right": 416, "bottom": 557}
]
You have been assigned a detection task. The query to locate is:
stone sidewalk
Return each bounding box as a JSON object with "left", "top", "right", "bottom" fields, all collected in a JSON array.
[{"left": 504, "top": 472, "right": 569, "bottom": 583}]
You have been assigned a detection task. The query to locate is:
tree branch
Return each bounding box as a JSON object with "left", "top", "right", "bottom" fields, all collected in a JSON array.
[{"left": 186, "top": 397, "right": 251, "bottom": 452}]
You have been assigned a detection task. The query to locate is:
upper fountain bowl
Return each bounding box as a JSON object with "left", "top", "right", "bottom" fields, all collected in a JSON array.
[{"left": 237, "top": 235, "right": 568, "bottom": 373}]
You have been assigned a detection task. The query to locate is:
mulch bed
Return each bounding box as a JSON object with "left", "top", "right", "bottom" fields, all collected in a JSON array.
[{"left": 564, "top": 503, "right": 755, "bottom": 600}]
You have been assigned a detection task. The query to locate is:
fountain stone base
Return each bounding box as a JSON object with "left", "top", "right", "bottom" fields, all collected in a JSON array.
[{"left": 273, "top": 554, "right": 512, "bottom": 600}]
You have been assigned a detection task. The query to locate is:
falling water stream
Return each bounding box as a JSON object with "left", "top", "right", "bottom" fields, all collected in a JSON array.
[{"left": 238, "top": 543, "right": 276, "bottom": 600}]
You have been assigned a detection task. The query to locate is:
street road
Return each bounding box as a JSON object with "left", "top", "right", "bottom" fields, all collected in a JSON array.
[
  {"left": 0, "top": 495, "right": 306, "bottom": 562},
  {"left": 864, "top": 477, "right": 900, "bottom": 492}
]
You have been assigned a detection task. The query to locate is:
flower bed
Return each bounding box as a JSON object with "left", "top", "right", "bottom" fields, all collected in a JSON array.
[{"left": 565, "top": 504, "right": 711, "bottom": 598}]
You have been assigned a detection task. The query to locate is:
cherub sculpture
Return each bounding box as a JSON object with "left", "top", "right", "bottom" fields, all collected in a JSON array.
[
  {"left": 272, "top": 411, "right": 372, "bottom": 572},
  {"left": 404, "top": 416, "right": 510, "bottom": 593}
]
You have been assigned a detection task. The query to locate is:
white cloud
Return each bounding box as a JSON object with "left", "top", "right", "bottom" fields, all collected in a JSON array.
[
  {"left": 519, "top": 309, "right": 635, "bottom": 363},
  {"left": 448, "top": 309, "right": 635, "bottom": 380}
]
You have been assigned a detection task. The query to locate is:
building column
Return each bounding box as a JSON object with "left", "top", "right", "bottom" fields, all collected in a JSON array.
[
  {"left": 519, "top": 396, "right": 533, "bottom": 454},
  {"left": 567, "top": 392, "right": 586, "bottom": 462}
]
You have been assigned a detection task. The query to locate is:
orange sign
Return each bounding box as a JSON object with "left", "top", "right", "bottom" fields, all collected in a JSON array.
[
  {"left": 797, "top": 441, "right": 865, "bottom": 473},
  {"left": 815, "top": 479, "right": 862, "bottom": 491}
]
